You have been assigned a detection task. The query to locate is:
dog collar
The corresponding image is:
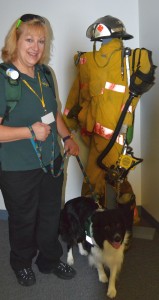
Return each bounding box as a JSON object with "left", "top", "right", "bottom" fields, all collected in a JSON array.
[
  {"left": 85, "top": 217, "right": 94, "bottom": 246},
  {"left": 86, "top": 234, "right": 94, "bottom": 245}
]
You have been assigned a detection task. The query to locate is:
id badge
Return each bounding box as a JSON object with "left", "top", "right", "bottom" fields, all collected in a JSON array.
[{"left": 41, "top": 112, "right": 55, "bottom": 124}]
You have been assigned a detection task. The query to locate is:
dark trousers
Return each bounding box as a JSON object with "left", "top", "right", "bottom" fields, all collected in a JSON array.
[{"left": 0, "top": 156, "right": 63, "bottom": 271}]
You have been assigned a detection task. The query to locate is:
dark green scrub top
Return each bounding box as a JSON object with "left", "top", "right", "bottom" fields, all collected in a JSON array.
[{"left": 0, "top": 64, "right": 60, "bottom": 171}]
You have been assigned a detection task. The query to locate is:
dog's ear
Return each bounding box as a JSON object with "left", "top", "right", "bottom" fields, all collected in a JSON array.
[
  {"left": 92, "top": 211, "right": 105, "bottom": 248},
  {"left": 91, "top": 211, "right": 102, "bottom": 227}
]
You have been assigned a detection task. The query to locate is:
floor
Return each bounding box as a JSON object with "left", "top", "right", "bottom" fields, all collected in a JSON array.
[{"left": 133, "top": 212, "right": 156, "bottom": 240}]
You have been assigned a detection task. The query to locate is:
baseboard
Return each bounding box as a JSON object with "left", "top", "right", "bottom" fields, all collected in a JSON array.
[
  {"left": 0, "top": 206, "right": 159, "bottom": 230},
  {"left": 140, "top": 206, "right": 159, "bottom": 231}
]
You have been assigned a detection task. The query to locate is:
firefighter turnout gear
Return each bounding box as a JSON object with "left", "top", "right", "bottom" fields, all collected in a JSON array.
[{"left": 63, "top": 38, "right": 154, "bottom": 196}]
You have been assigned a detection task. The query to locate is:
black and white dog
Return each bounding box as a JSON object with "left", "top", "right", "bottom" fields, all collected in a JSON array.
[
  {"left": 59, "top": 196, "right": 128, "bottom": 299},
  {"left": 59, "top": 196, "right": 99, "bottom": 265}
]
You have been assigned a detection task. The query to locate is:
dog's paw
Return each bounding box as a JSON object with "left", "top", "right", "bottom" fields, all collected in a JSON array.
[
  {"left": 67, "top": 251, "right": 74, "bottom": 265},
  {"left": 80, "top": 249, "right": 88, "bottom": 256},
  {"left": 99, "top": 273, "right": 108, "bottom": 283},
  {"left": 78, "top": 243, "right": 88, "bottom": 256},
  {"left": 67, "top": 257, "right": 74, "bottom": 265},
  {"left": 107, "top": 287, "right": 117, "bottom": 299},
  {"left": 67, "top": 248, "right": 74, "bottom": 266}
]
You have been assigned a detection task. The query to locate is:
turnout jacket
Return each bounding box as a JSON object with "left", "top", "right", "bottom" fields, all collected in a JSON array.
[{"left": 64, "top": 39, "right": 152, "bottom": 148}]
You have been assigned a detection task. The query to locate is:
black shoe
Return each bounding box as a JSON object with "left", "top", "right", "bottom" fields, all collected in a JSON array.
[
  {"left": 38, "top": 261, "right": 76, "bottom": 280},
  {"left": 14, "top": 267, "right": 36, "bottom": 286}
]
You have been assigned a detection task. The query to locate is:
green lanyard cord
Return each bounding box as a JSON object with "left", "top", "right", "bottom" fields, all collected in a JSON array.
[{"left": 28, "top": 125, "right": 66, "bottom": 177}]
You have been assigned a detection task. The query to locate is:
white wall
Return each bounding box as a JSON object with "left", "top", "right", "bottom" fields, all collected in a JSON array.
[
  {"left": 139, "top": 0, "right": 159, "bottom": 221},
  {"left": 0, "top": 0, "right": 140, "bottom": 209}
]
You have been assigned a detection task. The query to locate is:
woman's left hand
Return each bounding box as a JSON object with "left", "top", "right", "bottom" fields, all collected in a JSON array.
[
  {"left": 56, "top": 112, "right": 79, "bottom": 156},
  {"left": 64, "top": 138, "right": 79, "bottom": 156}
]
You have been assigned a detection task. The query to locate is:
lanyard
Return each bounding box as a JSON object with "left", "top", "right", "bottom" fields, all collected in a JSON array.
[
  {"left": 28, "top": 125, "right": 67, "bottom": 177},
  {"left": 22, "top": 72, "right": 47, "bottom": 113}
]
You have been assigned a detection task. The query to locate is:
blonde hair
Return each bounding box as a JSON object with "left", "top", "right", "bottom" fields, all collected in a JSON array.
[{"left": 1, "top": 17, "right": 53, "bottom": 64}]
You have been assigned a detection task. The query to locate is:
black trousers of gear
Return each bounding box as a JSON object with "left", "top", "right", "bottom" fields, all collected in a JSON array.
[{"left": 0, "top": 155, "right": 63, "bottom": 271}]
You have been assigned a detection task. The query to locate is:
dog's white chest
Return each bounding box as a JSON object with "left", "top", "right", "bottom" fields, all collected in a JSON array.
[{"left": 91, "top": 240, "right": 124, "bottom": 270}]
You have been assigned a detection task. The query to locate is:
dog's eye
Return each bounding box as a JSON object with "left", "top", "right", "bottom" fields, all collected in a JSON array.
[{"left": 104, "top": 225, "right": 110, "bottom": 231}]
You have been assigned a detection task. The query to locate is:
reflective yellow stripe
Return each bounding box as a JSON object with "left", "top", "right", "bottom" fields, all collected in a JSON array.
[
  {"left": 121, "top": 104, "right": 133, "bottom": 113},
  {"left": 94, "top": 122, "right": 124, "bottom": 145},
  {"left": 80, "top": 82, "right": 88, "bottom": 89},
  {"left": 105, "top": 81, "right": 126, "bottom": 93},
  {"left": 79, "top": 57, "right": 87, "bottom": 64}
]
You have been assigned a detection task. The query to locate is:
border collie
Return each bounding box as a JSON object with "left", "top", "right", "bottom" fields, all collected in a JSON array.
[
  {"left": 59, "top": 196, "right": 128, "bottom": 299},
  {"left": 59, "top": 196, "right": 99, "bottom": 265}
]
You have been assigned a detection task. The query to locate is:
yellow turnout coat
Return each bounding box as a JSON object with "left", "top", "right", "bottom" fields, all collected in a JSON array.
[{"left": 63, "top": 39, "right": 152, "bottom": 199}]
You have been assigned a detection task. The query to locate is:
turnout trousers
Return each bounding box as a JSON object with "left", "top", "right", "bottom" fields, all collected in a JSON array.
[{"left": 0, "top": 156, "right": 63, "bottom": 271}]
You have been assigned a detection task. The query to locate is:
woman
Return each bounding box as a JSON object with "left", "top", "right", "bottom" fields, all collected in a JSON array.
[{"left": 0, "top": 14, "right": 79, "bottom": 286}]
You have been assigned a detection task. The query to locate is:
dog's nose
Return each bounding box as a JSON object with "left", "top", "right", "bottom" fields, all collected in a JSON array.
[{"left": 114, "top": 233, "right": 122, "bottom": 243}]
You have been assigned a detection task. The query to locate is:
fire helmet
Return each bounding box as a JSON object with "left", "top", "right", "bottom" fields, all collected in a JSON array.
[{"left": 86, "top": 15, "right": 133, "bottom": 41}]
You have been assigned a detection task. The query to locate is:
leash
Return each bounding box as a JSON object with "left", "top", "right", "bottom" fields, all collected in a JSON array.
[
  {"left": 76, "top": 155, "right": 102, "bottom": 208},
  {"left": 28, "top": 125, "right": 66, "bottom": 177},
  {"left": 76, "top": 155, "right": 102, "bottom": 244},
  {"left": 28, "top": 127, "right": 101, "bottom": 207}
]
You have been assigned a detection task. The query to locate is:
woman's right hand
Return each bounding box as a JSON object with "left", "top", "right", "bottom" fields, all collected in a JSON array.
[{"left": 31, "top": 122, "right": 51, "bottom": 141}]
